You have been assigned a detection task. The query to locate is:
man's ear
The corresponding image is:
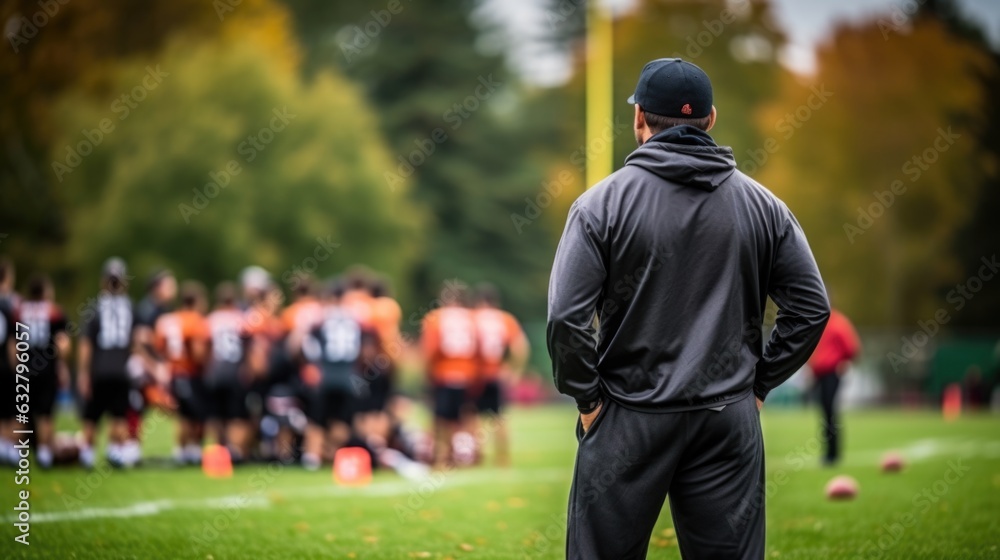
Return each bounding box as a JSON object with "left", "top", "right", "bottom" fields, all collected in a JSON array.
[
  {"left": 706, "top": 105, "right": 717, "bottom": 132},
  {"left": 634, "top": 104, "right": 645, "bottom": 130}
]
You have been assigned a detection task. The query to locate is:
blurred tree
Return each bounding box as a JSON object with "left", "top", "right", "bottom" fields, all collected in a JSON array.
[
  {"left": 610, "top": 0, "right": 789, "bottom": 169},
  {"left": 917, "top": 0, "right": 1000, "bottom": 330},
  {"left": 283, "top": 0, "right": 562, "bottom": 323},
  {"left": 50, "top": 35, "right": 422, "bottom": 307},
  {"left": 0, "top": 0, "right": 292, "bottom": 295},
  {"left": 755, "top": 16, "right": 995, "bottom": 327}
]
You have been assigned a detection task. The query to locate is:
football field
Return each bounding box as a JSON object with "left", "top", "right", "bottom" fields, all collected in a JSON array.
[{"left": 1, "top": 405, "right": 998, "bottom": 559}]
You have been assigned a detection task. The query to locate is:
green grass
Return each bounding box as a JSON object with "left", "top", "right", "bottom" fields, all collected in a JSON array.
[{"left": 1, "top": 405, "right": 998, "bottom": 559}]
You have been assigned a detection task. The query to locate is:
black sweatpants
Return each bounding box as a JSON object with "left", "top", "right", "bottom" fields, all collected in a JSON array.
[
  {"left": 567, "top": 394, "right": 765, "bottom": 560},
  {"left": 816, "top": 374, "right": 840, "bottom": 464}
]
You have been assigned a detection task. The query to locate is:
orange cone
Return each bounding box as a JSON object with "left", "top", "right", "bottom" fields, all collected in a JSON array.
[
  {"left": 943, "top": 383, "right": 962, "bottom": 422},
  {"left": 202, "top": 444, "right": 233, "bottom": 478},
  {"left": 333, "top": 447, "right": 372, "bottom": 487}
]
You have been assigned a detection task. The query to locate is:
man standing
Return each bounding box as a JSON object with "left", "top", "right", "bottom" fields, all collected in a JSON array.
[
  {"left": 130, "top": 269, "right": 177, "bottom": 464},
  {"left": 421, "top": 283, "right": 478, "bottom": 469},
  {"left": 807, "top": 306, "right": 860, "bottom": 466},
  {"left": 12, "top": 274, "right": 69, "bottom": 469},
  {"left": 204, "top": 282, "right": 252, "bottom": 462},
  {"left": 471, "top": 283, "right": 529, "bottom": 467},
  {"left": 78, "top": 258, "right": 136, "bottom": 468},
  {"left": 295, "top": 282, "right": 366, "bottom": 470},
  {"left": 547, "top": 59, "right": 830, "bottom": 559},
  {"left": 155, "top": 281, "right": 209, "bottom": 465}
]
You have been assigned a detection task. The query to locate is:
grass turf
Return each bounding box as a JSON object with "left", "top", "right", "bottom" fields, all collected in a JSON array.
[{"left": 0, "top": 405, "right": 998, "bottom": 559}]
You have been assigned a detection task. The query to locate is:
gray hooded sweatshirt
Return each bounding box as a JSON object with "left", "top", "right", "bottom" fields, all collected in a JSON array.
[{"left": 547, "top": 125, "right": 830, "bottom": 412}]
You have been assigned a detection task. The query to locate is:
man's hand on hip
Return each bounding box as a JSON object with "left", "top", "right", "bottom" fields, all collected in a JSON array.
[
  {"left": 580, "top": 403, "right": 603, "bottom": 434},
  {"left": 756, "top": 397, "right": 763, "bottom": 411}
]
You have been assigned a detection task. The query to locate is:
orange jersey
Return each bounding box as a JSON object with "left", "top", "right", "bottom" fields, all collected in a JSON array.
[
  {"left": 281, "top": 297, "right": 323, "bottom": 334},
  {"left": 422, "top": 307, "right": 479, "bottom": 386},
  {"left": 370, "top": 296, "right": 402, "bottom": 352},
  {"left": 474, "top": 308, "right": 525, "bottom": 380},
  {"left": 155, "top": 309, "right": 209, "bottom": 377}
]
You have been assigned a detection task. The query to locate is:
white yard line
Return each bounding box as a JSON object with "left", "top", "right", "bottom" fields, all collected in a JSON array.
[
  {"left": 8, "top": 467, "right": 568, "bottom": 524},
  {"left": 769, "top": 436, "right": 1000, "bottom": 469}
]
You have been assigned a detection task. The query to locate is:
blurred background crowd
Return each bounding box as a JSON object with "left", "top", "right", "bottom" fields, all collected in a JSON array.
[{"left": 1, "top": 258, "right": 530, "bottom": 472}]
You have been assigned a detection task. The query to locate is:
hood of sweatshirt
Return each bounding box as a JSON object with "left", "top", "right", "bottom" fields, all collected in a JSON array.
[{"left": 624, "top": 125, "right": 737, "bottom": 192}]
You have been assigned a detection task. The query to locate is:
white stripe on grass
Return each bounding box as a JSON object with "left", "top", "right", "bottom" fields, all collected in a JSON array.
[{"left": 768, "top": 437, "right": 1000, "bottom": 469}]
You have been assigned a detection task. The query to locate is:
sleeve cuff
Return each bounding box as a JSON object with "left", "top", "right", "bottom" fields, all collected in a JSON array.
[
  {"left": 573, "top": 390, "right": 603, "bottom": 411},
  {"left": 753, "top": 386, "right": 769, "bottom": 402}
]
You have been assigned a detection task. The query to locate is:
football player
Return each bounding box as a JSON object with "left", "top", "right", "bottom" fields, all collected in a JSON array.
[
  {"left": 294, "top": 281, "right": 368, "bottom": 470},
  {"left": 362, "top": 277, "right": 401, "bottom": 415},
  {"left": 77, "top": 258, "right": 137, "bottom": 468},
  {"left": 155, "top": 281, "right": 209, "bottom": 465},
  {"left": 421, "top": 282, "right": 479, "bottom": 469},
  {"left": 471, "top": 283, "right": 529, "bottom": 467},
  {"left": 130, "top": 269, "right": 177, "bottom": 463},
  {"left": 11, "top": 274, "right": 69, "bottom": 468},
  {"left": 204, "top": 282, "right": 251, "bottom": 461}
]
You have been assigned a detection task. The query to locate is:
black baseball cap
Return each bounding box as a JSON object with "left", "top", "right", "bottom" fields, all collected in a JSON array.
[{"left": 627, "top": 58, "right": 713, "bottom": 119}]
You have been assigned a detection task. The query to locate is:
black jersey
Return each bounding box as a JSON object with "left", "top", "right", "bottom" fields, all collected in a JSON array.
[
  {"left": 15, "top": 301, "right": 67, "bottom": 377},
  {"left": 304, "top": 308, "right": 367, "bottom": 391},
  {"left": 135, "top": 296, "right": 168, "bottom": 328},
  {"left": 84, "top": 294, "right": 135, "bottom": 380},
  {"left": 205, "top": 308, "right": 247, "bottom": 384}
]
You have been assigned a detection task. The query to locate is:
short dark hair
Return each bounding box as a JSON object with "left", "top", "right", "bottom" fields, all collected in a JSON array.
[
  {"left": 475, "top": 282, "right": 500, "bottom": 307},
  {"left": 291, "top": 273, "right": 314, "bottom": 297},
  {"left": 27, "top": 273, "right": 50, "bottom": 301},
  {"left": 180, "top": 280, "right": 206, "bottom": 309},
  {"left": 215, "top": 281, "right": 238, "bottom": 307},
  {"left": 146, "top": 268, "right": 173, "bottom": 293},
  {"left": 440, "top": 280, "right": 471, "bottom": 307},
  {"left": 643, "top": 109, "right": 711, "bottom": 134},
  {"left": 327, "top": 278, "right": 347, "bottom": 300}
]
